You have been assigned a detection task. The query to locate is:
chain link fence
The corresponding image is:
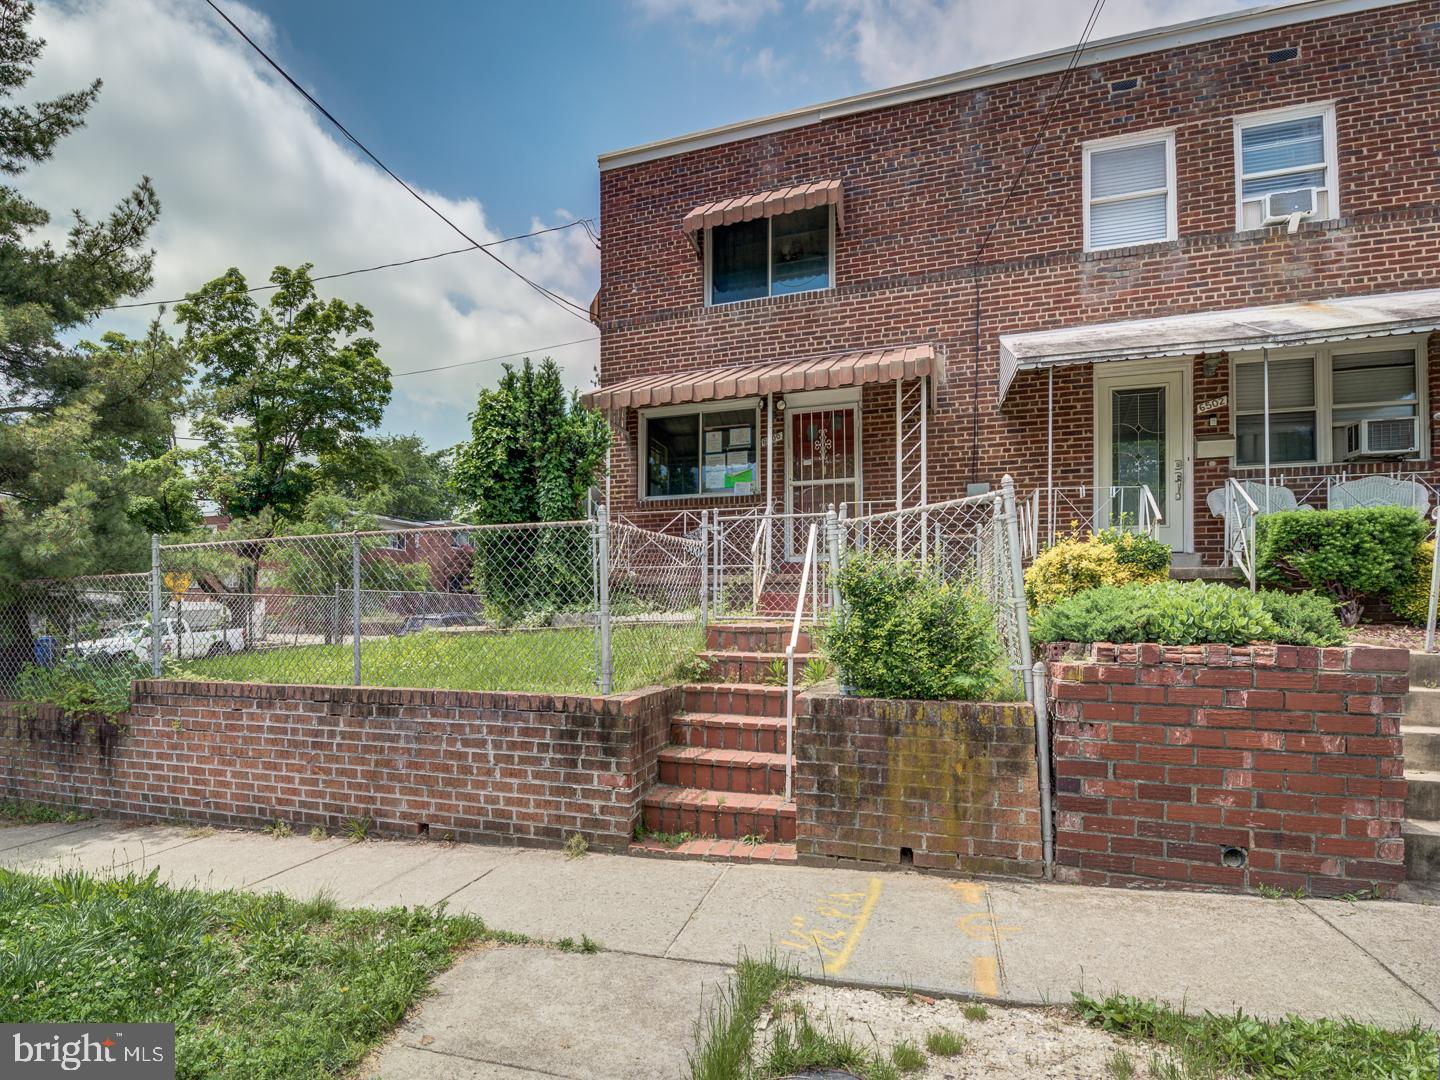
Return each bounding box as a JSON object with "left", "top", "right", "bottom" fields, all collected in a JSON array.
[{"left": 0, "top": 512, "right": 706, "bottom": 705}]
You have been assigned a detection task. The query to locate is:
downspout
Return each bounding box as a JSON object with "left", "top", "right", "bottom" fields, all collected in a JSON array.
[{"left": 1046, "top": 367, "right": 1055, "bottom": 547}]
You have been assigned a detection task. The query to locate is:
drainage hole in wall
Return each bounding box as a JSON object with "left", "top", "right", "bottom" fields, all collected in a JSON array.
[
  {"left": 416, "top": 822, "right": 430, "bottom": 837},
  {"left": 899, "top": 847, "right": 914, "bottom": 866},
  {"left": 1220, "top": 845, "right": 1247, "bottom": 868}
]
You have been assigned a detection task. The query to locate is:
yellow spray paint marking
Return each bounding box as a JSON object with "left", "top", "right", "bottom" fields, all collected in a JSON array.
[
  {"left": 972, "top": 956, "right": 1000, "bottom": 997},
  {"left": 957, "top": 912, "right": 1021, "bottom": 942},
  {"left": 948, "top": 881, "right": 986, "bottom": 905},
  {"left": 778, "top": 877, "right": 883, "bottom": 975}
]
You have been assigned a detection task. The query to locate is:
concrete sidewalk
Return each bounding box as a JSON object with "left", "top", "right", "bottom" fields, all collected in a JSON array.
[{"left": 4, "top": 819, "right": 1438, "bottom": 1077}]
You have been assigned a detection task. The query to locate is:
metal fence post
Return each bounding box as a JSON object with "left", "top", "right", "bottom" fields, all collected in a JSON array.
[
  {"left": 351, "top": 534, "right": 362, "bottom": 686},
  {"left": 1031, "top": 659, "right": 1055, "bottom": 881},
  {"left": 149, "top": 533, "right": 162, "bottom": 677},
  {"left": 597, "top": 505, "right": 613, "bottom": 694},
  {"left": 699, "top": 509, "right": 710, "bottom": 632},
  {"left": 1000, "top": 475, "right": 1036, "bottom": 706}
]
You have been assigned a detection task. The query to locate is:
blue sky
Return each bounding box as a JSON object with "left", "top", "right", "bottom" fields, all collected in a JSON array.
[{"left": 27, "top": 0, "right": 1259, "bottom": 449}]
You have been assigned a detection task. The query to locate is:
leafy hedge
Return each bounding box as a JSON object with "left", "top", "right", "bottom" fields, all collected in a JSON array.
[
  {"left": 1030, "top": 581, "right": 1344, "bottom": 647},
  {"left": 1389, "top": 539, "right": 1434, "bottom": 627},
  {"left": 824, "top": 551, "right": 1007, "bottom": 700},
  {"left": 1024, "top": 529, "right": 1170, "bottom": 609},
  {"left": 1256, "top": 506, "right": 1427, "bottom": 626}
]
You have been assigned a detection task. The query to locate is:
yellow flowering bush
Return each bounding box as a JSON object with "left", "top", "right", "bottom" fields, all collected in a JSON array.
[
  {"left": 1389, "top": 539, "right": 1434, "bottom": 627},
  {"left": 1025, "top": 529, "right": 1170, "bottom": 610}
]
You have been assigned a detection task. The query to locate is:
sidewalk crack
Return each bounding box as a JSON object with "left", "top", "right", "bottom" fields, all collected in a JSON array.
[
  {"left": 663, "top": 863, "right": 729, "bottom": 959},
  {"left": 1299, "top": 901, "right": 1440, "bottom": 1014},
  {"left": 983, "top": 887, "right": 1009, "bottom": 996}
]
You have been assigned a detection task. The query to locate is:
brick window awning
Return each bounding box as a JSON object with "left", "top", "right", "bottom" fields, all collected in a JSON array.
[
  {"left": 582, "top": 343, "right": 933, "bottom": 412},
  {"left": 681, "top": 179, "right": 844, "bottom": 239},
  {"left": 997, "top": 287, "right": 1440, "bottom": 403}
]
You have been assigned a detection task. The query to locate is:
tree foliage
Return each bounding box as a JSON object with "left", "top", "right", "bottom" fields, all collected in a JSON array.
[
  {"left": 328, "top": 433, "right": 454, "bottom": 522},
  {"left": 450, "top": 357, "right": 607, "bottom": 524},
  {"left": 176, "top": 264, "right": 392, "bottom": 523},
  {"left": 0, "top": 0, "right": 170, "bottom": 604}
]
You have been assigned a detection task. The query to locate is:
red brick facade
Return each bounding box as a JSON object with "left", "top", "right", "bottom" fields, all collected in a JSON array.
[
  {"left": 1047, "top": 643, "right": 1409, "bottom": 896},
  {"left": 0, "top": 680, "right": 678, "bottom": 850},
  {"left": 596, "top": 1, "right": 1440, "bottom": 561},
  {"left": 795, "top": 692, "right": 1043, "bottom": 876}
]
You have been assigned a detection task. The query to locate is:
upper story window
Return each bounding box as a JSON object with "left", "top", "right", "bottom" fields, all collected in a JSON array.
[
  {"left": 1231, "top": 340, "right": 1423, "bottom": 466},
  {"left": 707, "top": 207, "right": 832, "bottom": 305},
  {"left": 642, "top": 402, "right": 758, "bottom": 499},
  {"left": 385, "top": 531, "right": 407, "bottom": 551},
  {"left": 1234, "top": 103, "right": 1337, "bottom": 230},
  {"left": 1083, "top": 130, "right": 1176, "bottom": 252}
]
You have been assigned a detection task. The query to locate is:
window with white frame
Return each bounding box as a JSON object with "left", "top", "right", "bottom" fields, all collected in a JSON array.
[
  {"left": 386, "top": 531, "right": 407, "bottom": 551},
  {"left": 642, "top": 404, "right": 758, "bottom": 498},
  {"left": 1083, "top": 131, "right": 1176, "bottom": 251},
  {"left": 1235, "top": 104, "right": 1337, "bottom": 230},
  {"left": 1232, "top": 342, "right": 1423, "bottom": 466},
  {"left": 707, "top": 208, "right": 832, "bottom": 305}
]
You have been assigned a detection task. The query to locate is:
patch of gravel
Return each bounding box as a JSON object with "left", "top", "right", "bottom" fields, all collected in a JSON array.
[{"left": 762, "top": 984, "right": 1161, "bottom": 1079}]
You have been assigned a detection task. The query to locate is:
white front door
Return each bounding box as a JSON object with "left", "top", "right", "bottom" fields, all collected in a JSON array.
[
  {"left": 1095, "top": 364, "right": 1189, "bottom": 551},
  {"left": 784, "top": 404, "right": 860, "bottom": 558}
]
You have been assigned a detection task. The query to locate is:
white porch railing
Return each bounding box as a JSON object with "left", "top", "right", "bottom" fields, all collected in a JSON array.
[
  {"left": 1022, "top": 484, "right": 1161, "bottom": 558},
  {"left": 1222, "top": 479, "right": 1260, "bottom": 592},
  {"left": 782, "top": 521, "right": 822, "bottom": 803}
]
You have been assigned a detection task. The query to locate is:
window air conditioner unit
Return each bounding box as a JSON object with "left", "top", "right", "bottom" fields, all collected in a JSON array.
[
  {"left": 1262, "top": 187, "right": 1320, "bottom": 225},
  {"left": 1360, "top": 416, "right": 1419, "bottom": 456}
]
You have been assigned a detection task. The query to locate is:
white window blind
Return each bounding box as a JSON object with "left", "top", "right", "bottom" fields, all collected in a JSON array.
[
  {"left": 1234, "top": 356, "right": 1315, "bottom": 411},
  {"left": 1332, "top": 350, "right": 1416, "bottom": 405},
  {"left": 1086, "top": 138, "right": 1173, "bottom": 250}
]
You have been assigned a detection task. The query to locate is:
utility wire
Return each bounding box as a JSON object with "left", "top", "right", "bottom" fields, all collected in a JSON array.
[
  {"left": 101, "top": 219, "right": 595, "bottom": 311},
  {"left": 202, "top": 0, "right": 593, "bottom": 322},
  {"left": 390, "top": 335, "right": 598, "bottom": 379},
  {"left": 969, "top": 0, "right": 1106, "bottom": 479}
]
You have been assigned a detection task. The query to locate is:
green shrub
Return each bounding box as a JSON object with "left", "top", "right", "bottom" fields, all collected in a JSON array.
[
  {"left": 1030, "top": 581, "right": 1345, "bottom": 647},
  {"left": 825, "top": 552, "right": 1005, "bottom": 700},
  {"left": 1256, "top": 506, "right": 1426, "bottom": 626},
  {"left": 1257, "top": 590, "right": 1345, "bottom": 647},
  {"left": 1024, "top": 531, "right": 1169, "bottom": 609},
  {"left": 1389, "top": 539, "right": 1434, "bottom": 627}
]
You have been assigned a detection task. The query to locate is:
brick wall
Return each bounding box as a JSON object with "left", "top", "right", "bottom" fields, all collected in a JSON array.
[
  {"left": 0, "top": 680, "right": 679, "bottom": 851},
  {"left": 795, "top": 692, "right": 1043, "bottom": 876},
  {"left": 596, "top": 1, "right": 1440, "bottom": 562},
  {"left": 1047, "top": 643, "right": 1409, "bottom": 896}
]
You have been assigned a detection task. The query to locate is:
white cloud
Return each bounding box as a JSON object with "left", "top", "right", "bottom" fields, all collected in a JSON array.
[
  {"left": 632, "top": 0, "right": 782, "bottom": 28},
  {"left": 808, "top": 0, "right": 1267, "bottom": 88},
  {"left": 22, "top": 0, "right": 599, "bottom": 450}
]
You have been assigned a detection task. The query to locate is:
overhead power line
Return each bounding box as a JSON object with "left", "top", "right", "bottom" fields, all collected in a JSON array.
[
  {"left": 101, "top": 219, "right": 595, "bottom": 311},
  {"left": 202, "top": 0, "right": 593, "bottom": 323},
  {"left": 388, "top": 335, "right": 598, "bottom": 379}
]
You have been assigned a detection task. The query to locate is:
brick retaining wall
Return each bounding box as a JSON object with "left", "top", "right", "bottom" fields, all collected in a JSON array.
[
  {"left": 1047, "top": 644, "right": 1409, "bottom": 897},
  {"left": 796, "top": 692, "right": 1043, "bottom": 876},
  {"left": 0, "top": 680, "right": 679, "bottom": 850}
]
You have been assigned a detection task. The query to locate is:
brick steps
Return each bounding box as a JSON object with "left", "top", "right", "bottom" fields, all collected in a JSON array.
[
  {"left": 684, "top": 683, "right": 787, "bottom": 718},
  {"left": 671, "top": 711, "right": 789, "bottom": 753},
  {"left": 629, "top": 837, "right": 798, "bottom": 863},
  {"left": 1401, "top": 725, "right": 1440, "bottom": 771},
  {"left": 658, "top": 745, "right": 790, "bottom": 796},
  {"left": 1405, "top": 770, "right": 1440, "bottom": 821},
  {"left": 642, "top": 785, "right": 796, "bottom": 843},
  {"left": 699, "top": 650, "right": 800, "bottom": 684},
  {"left": 707, "top": 623, "right": 813, "bottom": 654}
]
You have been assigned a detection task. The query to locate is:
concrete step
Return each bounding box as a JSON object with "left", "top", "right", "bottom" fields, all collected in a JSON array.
[
  {"left": 629, "top": 837, "right": 798, "bottom": 864},
  {"left": 683, "top": 682, "right": 787, "bottom": 719},
  {"left": 1404, "top": 770, "right": 1440, "bottom": 820},
  {"left": 1169, "top": 566, "right": 1244, "bottom": 583},
  {"left": 1408, "top": 652, "right": 1440, "bottom": 685},
  {"left": 657, "top": 745, "right": 790, "bottom": 797},
  {"left": 671, "top": 711, "right": 789, "bottom": 754},
  {"left": 706, "top": 622, "right": 813, "bottom": 654},
  {"left": 1403, "top": 818, "right": 1440, "bottom": 883},
  {"left": 1402, "top": 685, "right": 1440, "bottom": 725},
  {"left": 1402, "top": 725, "right": 1440, "bottom": 772},
  {"left": 642, "top": 785, "right": 796, "bottom": 843}
]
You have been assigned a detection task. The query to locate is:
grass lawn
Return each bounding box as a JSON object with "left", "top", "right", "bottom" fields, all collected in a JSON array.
[
  {"left": 181, "top": 622, "right": 704, "bottom": 694},
  {"left": 0, "top": 866, "right": 517, "bottom": 1080}
]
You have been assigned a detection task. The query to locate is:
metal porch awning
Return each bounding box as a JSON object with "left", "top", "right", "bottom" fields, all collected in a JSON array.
[
  {"left": 581, "top": 343, "right": 934, "bottom": 412},
  {"left": 681, "top": 179, "right": 844, "bottom": 240},
  {"left": 997, "top": 288, "right": 1440, "bottom": 403}
]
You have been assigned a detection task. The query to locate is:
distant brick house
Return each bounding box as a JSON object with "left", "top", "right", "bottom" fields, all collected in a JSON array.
[{"left": 586, "top": 0, "right": 1440, "bottom": 567}]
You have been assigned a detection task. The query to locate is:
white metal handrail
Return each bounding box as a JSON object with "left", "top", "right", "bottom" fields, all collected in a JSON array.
[
  {"left": 1425, "top": 506, "right": 1440, "bottom": 653},
  {"left": 783, "top": 522, "right": 820, "bottom": 804},
  {"left": 1224, "top": 478, "right": 1260, "bottom": 592},
  {"left": 1138, "top": 485, "right": 1162, "bottom": 539}
]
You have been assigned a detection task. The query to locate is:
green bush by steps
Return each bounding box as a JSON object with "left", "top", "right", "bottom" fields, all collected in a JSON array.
[
  {"left": 1030, "top": 580, "right": 1344, "bottom": 647},
  {"left": 1255, "top": 506, "right": 1427, "bottom": 626},
  {"left": 824, "top": 551, "right": 1010, "bottom": 700}
]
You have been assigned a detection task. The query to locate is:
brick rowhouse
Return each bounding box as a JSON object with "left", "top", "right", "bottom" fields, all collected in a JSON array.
[
  {"left": 0, "top": 681, "right": 679, "bottom": 850},
  {"left": 1047, "top": 644, "right": 1409, "bottom": 896},
  {"left": 591, "top": 0, "right": 1440, "bottom": 563}
]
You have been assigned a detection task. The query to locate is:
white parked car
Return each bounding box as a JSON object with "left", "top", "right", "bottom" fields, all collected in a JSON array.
[{"left": 72, "top": 617, "right": 246, "bottom": 662}]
